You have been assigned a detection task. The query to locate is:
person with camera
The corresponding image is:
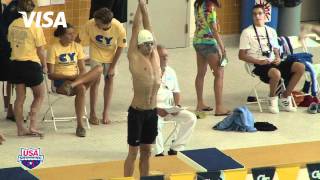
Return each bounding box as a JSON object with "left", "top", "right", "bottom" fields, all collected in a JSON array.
[{"left": 239, "top": 4, "right": 305, "bottom": 114}]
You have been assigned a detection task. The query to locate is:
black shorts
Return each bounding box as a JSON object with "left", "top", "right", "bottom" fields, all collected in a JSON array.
[
  {"left": 53, "top": 79, "right": 65, "bottom": 88},
  {"left": 253, "top": 60, "right": 296, "bottom": 85},
  {"left": 10, "top": 60, "right": 43, "bottom": 87},
  {"left": 127, "top": 106, "right": 158, "bottom": 146}
]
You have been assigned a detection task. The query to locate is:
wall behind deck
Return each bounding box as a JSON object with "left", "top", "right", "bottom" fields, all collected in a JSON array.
[
  {"left": 35, "top": 0, "right": 90, "bottom": 45},
  {"left": 189, "top": 0, "right": 241, "bottom": 38}
]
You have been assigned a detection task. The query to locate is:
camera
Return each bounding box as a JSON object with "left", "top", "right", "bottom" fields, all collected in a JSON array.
[{"left": 262, "top": 51, "right": 271, "bottom": 58}]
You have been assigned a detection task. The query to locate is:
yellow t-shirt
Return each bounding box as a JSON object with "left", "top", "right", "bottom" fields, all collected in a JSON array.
[
  {"left": 8, "top": 18, "right": 46, "bottom": 63},
  {"left": 79, "top": 18, "right": 127, "bottom": 63},
  {"left": 47, "top": 41, "right": 86, "bottom": 76}
]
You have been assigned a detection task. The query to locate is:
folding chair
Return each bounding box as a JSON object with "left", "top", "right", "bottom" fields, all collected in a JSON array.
[
  {"left": 42, "top": 76, "right": 90, "bottom": 131},
  {"left": 244, "top": 63, "right": 297, "bottom": 112},
  {"left": 161, "top": 97, "right": 179, "bottom": 146}
]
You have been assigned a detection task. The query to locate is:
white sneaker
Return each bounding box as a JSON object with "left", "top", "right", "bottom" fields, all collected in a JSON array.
[
  {"left": 279, "top": 96, "right": 297, "bottom": 112},
  {"left": 268, "top": 96, "right": 279, "bottom": 114}
]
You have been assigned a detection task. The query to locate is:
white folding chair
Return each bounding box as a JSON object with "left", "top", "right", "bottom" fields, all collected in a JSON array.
[
  {"left": 42, "top": 76, "right": 90, "bottom": 131},
  {"left": 162, "top": 97, "right": 179, "bottom": 146},
  {"left": 244, "top": 63, "right": 297, "bottom": 112}
]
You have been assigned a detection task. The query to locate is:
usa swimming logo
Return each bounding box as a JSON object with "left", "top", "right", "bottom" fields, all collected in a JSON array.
[{"left": 17, "top": 148, "right": 44, "bottom": 169}]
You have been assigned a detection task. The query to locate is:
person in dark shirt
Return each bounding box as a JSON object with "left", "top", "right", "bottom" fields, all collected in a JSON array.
[
  {"left": 89, "top": 0, "right": 127, "bottom": 23},
  {"left": 0, "top": 0, "right": 20, "bottom": 121}
]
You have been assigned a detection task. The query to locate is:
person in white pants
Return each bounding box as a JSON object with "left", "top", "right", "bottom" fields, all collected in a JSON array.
[{"left": 155, "top": 45, "right": 197, "bottom": 156}]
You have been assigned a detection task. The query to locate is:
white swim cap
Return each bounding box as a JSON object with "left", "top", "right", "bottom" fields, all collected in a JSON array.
[{"left": 137, "top": 29, "right": 154, "bottom": 45}]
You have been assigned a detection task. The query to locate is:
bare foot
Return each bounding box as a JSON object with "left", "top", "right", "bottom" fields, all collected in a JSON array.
[
  {"left": 89, "top": 116, "right": 100, "bottom": 125},
  {"left": 101, "top": 117, "right": 111, "bottom": 124},
  {"left": 17, "top": 127, "right": 31, "bottom": 136},
  {"left": 0, "top": 133, "right": 5, "bottom": 145}
]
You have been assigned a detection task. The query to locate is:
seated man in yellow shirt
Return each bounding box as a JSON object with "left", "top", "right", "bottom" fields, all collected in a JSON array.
[
  {"left": 77, "top": 8, "right": 127, "bottom": 125},
  {"left": 8, "top": 0, "right": 47, "bottom": 137},
  {"left": 47, "top": 24, "right": 103, "bottom": 137}
]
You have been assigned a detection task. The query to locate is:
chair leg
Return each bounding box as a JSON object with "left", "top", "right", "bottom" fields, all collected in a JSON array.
[
  {"left": 42, "top": 107, "right": 51, "bottom": 122},
  {"left": 254, "top": 88, "right": 263, "bottom": 113},
  {"left": 84, "top": 106, "right": 90, "bottom": 129},
  {"left": 50, "top": 106, "right": 58, "bottom": 132},
  {"left": 164, "top": 122, "right": 178, "bottom": 146},
  {"left": 42, "top": 97, "right": 58, "bottom": 131}
]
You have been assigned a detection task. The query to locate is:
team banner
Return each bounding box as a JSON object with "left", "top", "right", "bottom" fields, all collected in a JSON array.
[
  {"left": 140, "top": 175, "right": 165, "bottom": 180},
  {"left": 223, "top": 169, "right": 247, "bottom": 180},
  {"left": 306, "top": 163, "right": 320, "bottom": 180},
  {"left": 197, "top": 171, "right": 224, "bottom": 180},
  {"left": 169, "top": 173, "right": 195, "bottom": 180},
  {"left": 252, "top": 167, "right": 276, "bottom": 180},
  {"left": 255, "top": 0, "right": 272, "bottom": 22},
  {"left": 276, "top": 166, "right": 300, "bottom": 180},
  {"left": 109, "top": 177, "right": 135, "bottom": 180}
]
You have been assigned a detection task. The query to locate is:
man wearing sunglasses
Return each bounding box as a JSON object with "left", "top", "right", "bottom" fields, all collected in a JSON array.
[
  {"left": 77, "top": 8, "right": 127, "bottom": 125},
  {"left": 124, "top": 0, "right": 161, "bottom": 177},
  {"left": 239, "top": 4, "right": 305, "bottom": 114}
]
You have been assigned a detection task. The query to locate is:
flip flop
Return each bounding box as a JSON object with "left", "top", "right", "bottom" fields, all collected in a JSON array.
[
  {"left": 201, "top": 107, "right": 213, "bottom": 111},
  {"left": 214, "top": 111, "right": 232, "bottom": 116},
  {"left": 23, "top": 131, "right": 44, "bottom": 139}
]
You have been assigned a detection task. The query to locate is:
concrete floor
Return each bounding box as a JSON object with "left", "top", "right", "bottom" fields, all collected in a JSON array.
[{"left": 0, "top": 36, "right": 319, "bottom": 179}]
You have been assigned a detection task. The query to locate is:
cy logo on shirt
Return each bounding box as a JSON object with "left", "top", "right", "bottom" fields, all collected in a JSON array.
[
  {"left": 96, "top": 35, "right": 113, "bottom": 46},
  {"left": 17, "top": 148, "right": 44, "bottom": 170},
  {"left": 59, "top": 53, "right": 76, "bottom": 63},
  {"left": 19, "top": 11, "right": 67, "bottom": 28}
]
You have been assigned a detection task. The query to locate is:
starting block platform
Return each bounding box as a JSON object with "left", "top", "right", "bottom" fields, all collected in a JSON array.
[{"left": 223, "top": 141, "right": 320, "bottom": 170}]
